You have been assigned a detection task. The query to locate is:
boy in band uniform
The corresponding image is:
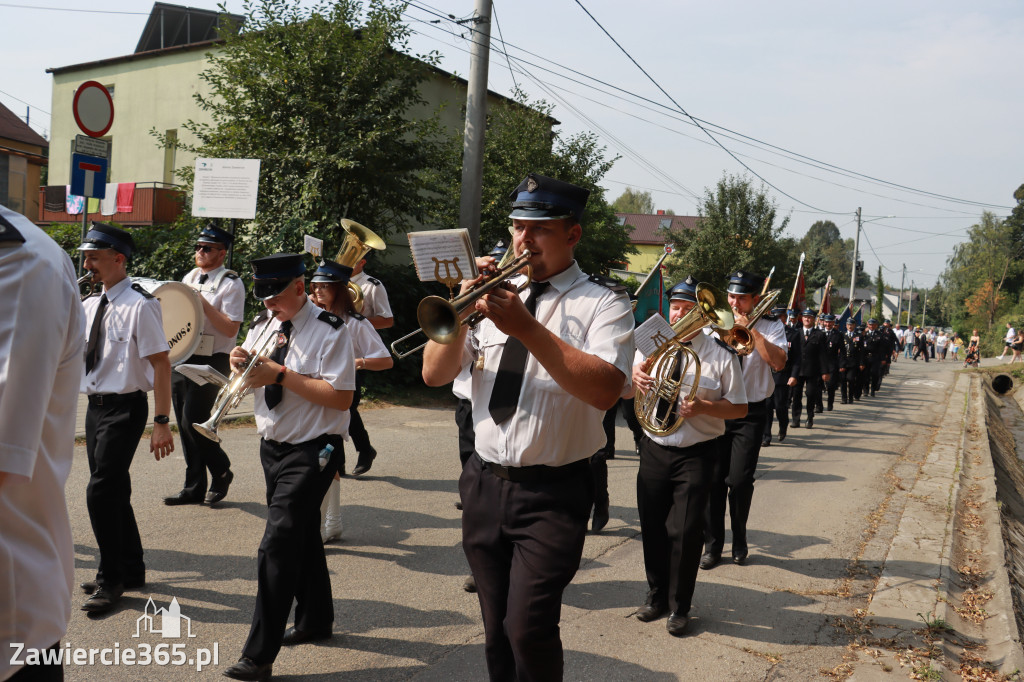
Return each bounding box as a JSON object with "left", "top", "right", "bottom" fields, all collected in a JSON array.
[
  {"left": 421, "top": 173, "right": 634, "bottom": 681},
  {"left": 223, "top": 253, "right": 355, "bottom": 682},
  {"left": 165, "top": 224, "right": 244, "bottom": 507},
  {"left": 702, "top": 270, "right": 787, "bottom": 569},
  {"left": 78, "top": 222, "right": 174, "bottom": 614},
  {"left": 629, "top": 277, "right": 747, "bottom": 636}
]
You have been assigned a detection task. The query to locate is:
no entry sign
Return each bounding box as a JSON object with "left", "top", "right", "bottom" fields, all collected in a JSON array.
[{"left": 72, "top": 81, "right": 114, "bottom": 138}]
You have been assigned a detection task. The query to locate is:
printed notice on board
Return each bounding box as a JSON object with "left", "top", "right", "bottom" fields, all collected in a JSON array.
[{"left": 192, "top": 158, "right": 261, "bottom": 219}]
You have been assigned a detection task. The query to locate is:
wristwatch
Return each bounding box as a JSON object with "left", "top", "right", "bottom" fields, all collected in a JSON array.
[{"left": 154, "top": 414, "right": 170, "bottom": 425}]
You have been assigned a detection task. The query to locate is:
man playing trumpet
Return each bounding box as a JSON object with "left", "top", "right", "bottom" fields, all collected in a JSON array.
[{"left": 629, "top": 277, "right": 747, "bottom": 636}]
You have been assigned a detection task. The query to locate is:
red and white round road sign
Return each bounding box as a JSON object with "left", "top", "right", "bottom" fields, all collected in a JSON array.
[{"left": 72, "top": 80, "right": 114, "bottom": 138}]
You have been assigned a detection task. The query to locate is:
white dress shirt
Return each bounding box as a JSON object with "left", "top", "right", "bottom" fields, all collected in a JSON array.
[
  {"left": 0, "top": 205, "right": 84, "bottom": 679},
  {"left": 346, "top": 313, "right": 389, "bottom": 360},
  {"left": 243, "top": 300, "right": 356, "bottom": 444},
  {"left": 711, "top": 317, "right": 787, "bottom": 403},
  {"left": 182, "top": 265, "right": 246, "bottom": 354},
  {"left": 80, "top": 276, "right": 169, "bottom": 395},
  {"left": 351, "top": 271, "right": 393, "bottom": 320},
  {"left": 462, "top": 261, "right": 635, "bottom": 467},
  {"left": 636, "top": 332, "right": 747, "bottom": 449}
]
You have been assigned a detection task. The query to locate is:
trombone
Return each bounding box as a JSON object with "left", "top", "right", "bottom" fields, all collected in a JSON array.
[
  {"left": 715, "top": 268, "right": 780, "bottom": 356},
  {"left": 390, "top": 249, "right": 532, "bottom": 359},
  {"left": 193, "top": 313, "right": 286, "bottom": 443}
]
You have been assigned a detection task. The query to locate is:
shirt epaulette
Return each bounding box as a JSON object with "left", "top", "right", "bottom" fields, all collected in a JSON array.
[
  {"left": 350, "top": 311, "right": 366, "bottom": 321},
  {"left": 224, "top": 271, "right": 240, "bottom": 280},
  {"left": 587, "top": 274, "right": 627, "bottom": 293},
  {"left": 131, "top": 282, "right": 156, "bottom": 299},
  {"left": 764, "top": 312, "right": 778, "bottom": 321},
  {"left": 249, "top": 309, "right": 269, "bottom": 331},
  {"left": 713, "top": 337, "right": 738, "bottom": 355},
  {"left": 367, "top": 276, "right": 381, "bottom": 286},
  {"left": 318, "top": 310, "right": 345, "bottom": 329},
  {"left": 0, "top": 213, "right": 26, "bottom": 245}
]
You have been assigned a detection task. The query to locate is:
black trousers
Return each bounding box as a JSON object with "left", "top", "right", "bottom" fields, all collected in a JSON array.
[
  {"left": 86, "top": 392, "right": 148, "bottom": 589},
  {"left": 840, "top": 366, "right": 860, "bottom": 402},
  {"left": 242, "top": 435, "right": 340, "bottom": 665},
  {"left": 867, "top": 358, "right": 883, "bottom": 393},
  {"left": 764, "top": 380, "right": 789, "bottom": 441},
  {"left": 460, "top": 455, "right": 593, "bottom": 682},
  {"left": 348, "top": 372, "right": 373, "bottom": 456},
  {"left": 791, "top": 376, "right": 820, "bottom": 424},
  {"left": 825, "top": 370, "right": 840, "bottom": 408},
  {"left": 620, "top": 397, "right": 644, "bottom": 448},
  {"left": 171, "top": 352, "right": 232, "bottom": 496},
  {"left": 455, "top": 397, "right": 475, "bottom": 468},
  {"left": 704, "top": 399, "right": 767, "bottom": 557},
  {"left": 637, "top": 437, "right": 714, "bottom": 615}
]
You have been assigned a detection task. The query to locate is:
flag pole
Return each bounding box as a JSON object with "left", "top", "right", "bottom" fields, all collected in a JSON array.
[{"left": 788, "top": 252, "right": 805, "bottom": 309}]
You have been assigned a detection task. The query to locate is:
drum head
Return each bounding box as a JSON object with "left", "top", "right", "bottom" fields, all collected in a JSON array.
[{"left": 133, "top": 278, "right": 204, "bottom": 365}]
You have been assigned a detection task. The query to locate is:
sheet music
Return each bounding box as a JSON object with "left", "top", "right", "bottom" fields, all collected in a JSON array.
[
  {"left": 634, "top": 315, "right": 676, "bottom": 357},
  {"left": 174, "top": 363, "right": 229, "bottom": 387},
  {"left": 407, "top": 229, "right": 478, "bottom": 283}
]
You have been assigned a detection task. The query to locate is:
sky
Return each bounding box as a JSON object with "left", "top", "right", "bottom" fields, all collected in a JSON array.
[{"left": 4, "top": 0, "right": 1023, "bottom": 290}]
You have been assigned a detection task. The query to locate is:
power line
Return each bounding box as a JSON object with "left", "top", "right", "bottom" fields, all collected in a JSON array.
[
  {"left": 0, "top": 89, "right": 50, "bottom": 117},
  {"left": 0, "top": 2, "right": 148, "bottom": 15},
  {"left": 490, "top": 2, "right": 518, "bottom": 93}
]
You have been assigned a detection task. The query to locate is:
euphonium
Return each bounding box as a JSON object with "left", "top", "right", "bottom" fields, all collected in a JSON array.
[
  {"left": 635, "top": 284, "right": 735, "bottom": 436},
  {"left": 334, "top": 219, "right": 386, "bottom": 314},
  {"left": 193, "top": 313, "right": 285, "bottom": 443},
  {"left": 716, "top": 288, "right": 782, "bottom": 355}
]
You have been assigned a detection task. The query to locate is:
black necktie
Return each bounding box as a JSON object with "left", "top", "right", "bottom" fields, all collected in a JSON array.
[
  {"left": 84, "top": 294, "right": 108, "bottom": 374},
  {"left": 264, "top": 320, "right": 292, "bottom": 410},
  {"left": 198, "top": 273, "right": 209, "bottom": 284},
  {"left": 488, "top": 282, "right": 550, "bottom": 424}
]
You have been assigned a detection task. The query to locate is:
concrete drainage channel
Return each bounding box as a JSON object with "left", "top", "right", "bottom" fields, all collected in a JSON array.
[{"left": 992, "top": 375, "right": 1024, "bottom": 661}]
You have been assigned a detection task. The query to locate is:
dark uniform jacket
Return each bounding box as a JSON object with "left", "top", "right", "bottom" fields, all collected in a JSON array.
[
  {"left": 840, "top": 330, "right": 864, "bottom": 368},
  {"left": 795, "top": 326, "right": 829, "bottom": 377},
  {"left": 824, "top": 328, "right": 843, "bottom": 374},
  {"left": 862, "top": 329, "right": 888, "bottom": 361},
  {"left": 773, "top": 324, "right": 802, "bottom": 383}
]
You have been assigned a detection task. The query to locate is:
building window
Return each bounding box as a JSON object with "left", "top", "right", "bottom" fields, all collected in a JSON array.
[
  {"left": 616, "top": 216, "right": 626, "bottom": 226},
  {"left": 0, "top": 155, "right": 28, "bottom": 215},
  {"left": 659, "top": 217, "right": 672, "bottom": 230}
]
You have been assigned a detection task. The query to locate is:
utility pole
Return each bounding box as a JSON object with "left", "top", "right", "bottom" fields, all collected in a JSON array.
[
  {"left": 458, "top": 0, "right": 492, "bottom": 255},
  {"left": 896, "top": 263, "right": 906, "bottom": 326},
  {"left": 907, "top": 280, "right": 914, "bottom": 326},
  {"left": 921, "top": 288, "right": 928, "bottom": 328},
  {"left": 848, "top": 207, "right": 861, "bottom": 309}
]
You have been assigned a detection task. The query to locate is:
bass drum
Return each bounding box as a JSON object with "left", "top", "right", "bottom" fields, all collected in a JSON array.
[{"left": 132, "top": 278, "right": 205, "bottom": 365}]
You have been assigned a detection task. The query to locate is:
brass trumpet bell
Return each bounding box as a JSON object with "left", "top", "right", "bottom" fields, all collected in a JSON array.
[
  {"left": 718, "top": 288, "right": 782, "bottom": 355},
  {"left": 334, "top": 219, "right": 386, "bottom": 314}
]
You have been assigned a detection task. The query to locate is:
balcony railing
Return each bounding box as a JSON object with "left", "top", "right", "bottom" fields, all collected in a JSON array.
[{"left": 37, "top": 182, "right": 186, "bottom": 226}]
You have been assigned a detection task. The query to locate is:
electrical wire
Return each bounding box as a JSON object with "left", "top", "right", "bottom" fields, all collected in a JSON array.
[
  {"left": 490, "top": 2, "right": 519, "bottom": 93},
  {"left": 0, "top": 2, "right": 148, "bottom": 14}
]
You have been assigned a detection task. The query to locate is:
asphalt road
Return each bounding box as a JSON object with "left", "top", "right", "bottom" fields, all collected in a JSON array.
[{"left": 57, "top": 355, "right": 963, "bottom": 680}]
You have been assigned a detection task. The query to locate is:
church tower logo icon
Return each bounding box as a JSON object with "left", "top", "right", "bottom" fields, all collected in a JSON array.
[{"left": 134, "top": 597, "right": 196, "bottom": 639}]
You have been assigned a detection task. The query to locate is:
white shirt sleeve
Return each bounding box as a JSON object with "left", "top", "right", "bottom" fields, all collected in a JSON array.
[
  {"left": 317, "top": 324, "right": 357, "bottom": 391},
  {"left": 136, "top": 297, "right": 170, "bottom": 358},
  {"left": 350, "top": 317, "right": 389, "bottom": 359},
  {"left": 222, "top": 277, "right": 246, "bottom": 323}
]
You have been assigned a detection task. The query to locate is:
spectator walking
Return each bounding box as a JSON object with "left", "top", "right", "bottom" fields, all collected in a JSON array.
[{"left": 935, "top": 330, "right": 949, "bottom": 361}]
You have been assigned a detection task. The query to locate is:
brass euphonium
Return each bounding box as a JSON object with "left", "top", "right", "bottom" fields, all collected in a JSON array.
[
  {"left": 716, "top": 288, "right": 782, "bottom": 355},
  {"left": 635, "top": 284, "right": 735, "bottom": 436},
  {"left": 334, "top": 218, "right": 386, "bottom": 313}
]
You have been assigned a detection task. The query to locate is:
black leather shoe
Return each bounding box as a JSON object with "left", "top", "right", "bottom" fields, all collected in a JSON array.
[
  {"left": 635, "top": 602, "right": 668, "bottom": 622},
  {"left": 463, "top": 574, "right": 477, "bottom": 593},
  {"left": 164, "top": 490, "right": 204, "bottom": 506},
  {"left": 352, "top": 448, "right": 377, "bottom": 477},
  {"left": 778, "top": 425, "right": 787, "bottom": 442},
  {"left": 281, "top": 625, "right": 332, "bottom": 646},
  {"left": 454, "top": 500, "right": 463, "bottom": 510},
  {"left": 761, "top": 438, "right": 771, "bottom": 447},
  {"left": 591, "top": 504, "right": 609, "bottom": 533},
  {"left": 223, "top": 657, "right": 272, "bottom": 681},
  {"left": 666, "top": 612, "right": 690, "bottom": 637},
  {"left": 81, "top": 585, "right": 123, "bottom": 613},
  {"left": 699, "top": 553, "right": 720, "bottom": 570},
  {"left": 81, "top": 576, "right": 144, "bottom": 594},
  {"left": 827, "top": 404, "right": 833, "bottom": 411},
  {"left": 806, "top": 419, "right": 813, "bottom": 429},
  {"left": 792, "top": 421, "right": 800, "bottom": 428},
  {"left": 815, "top": 405, "right": 823, "bottom": 414},
  {"left": 205, "top": 470, "right": 234, "bottom": 505},
  {"left": 733, "top": 549, "right": 749, "bottom": 565}
]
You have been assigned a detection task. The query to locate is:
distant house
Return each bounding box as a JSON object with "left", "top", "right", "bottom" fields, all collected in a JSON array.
[
  {"left": 615, "top": 211, "right": 698, "bottom": 274},
  {"left": 817, "top": 286, "right": 920, "bottom": 321},
  {"left": 0, "top": 101, "right": 48, "bottom": 219}
]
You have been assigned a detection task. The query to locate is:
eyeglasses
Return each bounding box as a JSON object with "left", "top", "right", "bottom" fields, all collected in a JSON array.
[
  {"left": 309, "top": 282, "right": 335, "bottom": 292},
  {"left": 194, "top": 244, "right": 222, "bottom": 253}
]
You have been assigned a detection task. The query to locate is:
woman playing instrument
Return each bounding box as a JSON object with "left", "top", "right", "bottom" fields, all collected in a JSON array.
[{"left": 309, "top": 259, "right": 393, "bottom": 542}]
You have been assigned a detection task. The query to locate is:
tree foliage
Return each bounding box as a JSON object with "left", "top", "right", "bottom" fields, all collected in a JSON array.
[
  {"left": 611, "top": 187, "right": 654, "bottom": 214},
  {"left": 663, "top": 173, "right": 790, "bottom": 288},
  {"left": 873, "top": 265, "right": 886, "bottom": 320}
]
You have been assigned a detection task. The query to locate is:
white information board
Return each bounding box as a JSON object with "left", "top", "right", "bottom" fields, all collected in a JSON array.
[{"left": 192, "top": 158, "right": 261, "bottom": 219}]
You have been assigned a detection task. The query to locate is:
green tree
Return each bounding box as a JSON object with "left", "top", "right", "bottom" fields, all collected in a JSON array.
[
  {"left": 663, "top": 173, "right": 790, "bottom": 288},
  {"left": 155, "top": 0, "right": 449, "bottom": 263},
  {"left": 611, "top": 187, "right": 654, "bottom": 214},
  {"left": 873, "top": 266, "right": 886, "bottom": 321}
]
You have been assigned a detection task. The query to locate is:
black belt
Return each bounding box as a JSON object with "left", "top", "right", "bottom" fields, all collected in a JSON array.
[
  {"left": 476, "top": 453, "right": 590, "bottom": 483},
  {"left": 87, "top": 390, "right": 145, "bottom": 407}
]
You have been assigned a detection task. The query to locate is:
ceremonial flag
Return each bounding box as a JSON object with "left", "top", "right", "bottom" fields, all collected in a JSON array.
[
  {"left": 837, "top": 304, "right": 851, "bottom": 329},
  {"left": 820, "top": 276, "right": 832, "bottom": 315},
  {"left": 852, "top": 303, "right": 864, "bottom": 326}
]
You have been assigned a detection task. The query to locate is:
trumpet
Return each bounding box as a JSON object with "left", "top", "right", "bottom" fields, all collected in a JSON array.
[
  {"left": 193, "top": 313, "right": 286, "bottom": 442},
  {"left": 390, "top": 249, "right": 532, "bottom": 359},
  {"left": 78, "top": 272, "right": 101, "bottom": 300},
  {"left": 635, "top": 284, "right": 734, "bottom": 436},
  {"left": 717, "top": 288, "right": 782, "bottom": 355}
]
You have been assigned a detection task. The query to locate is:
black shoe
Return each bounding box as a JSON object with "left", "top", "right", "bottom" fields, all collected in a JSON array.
[
  {"left": 761, "top": 438, "right": 771, "bottom": 447},
  {"left": 205, "top": 470, "right": 234, "bottom": 506},
  {"left": 815, "top": 406, "right": 823, "bottom": 414},
  {"left": 699, "top": 553, "right": 720, "bottom": 570},
  {"left": 591, "top": 504, "right": 609, "bottom": 533},
  {"left": 454, "top": 500, "right": 463, "bottom": 511},
  {"left": 666, "top": 612, "right": 691, "bottom": 637},
  {"left": 871, "top": 391, "right": 877, "bottom": 397},
  {"left": 281, "top": 625, "right": 332, "bottom": 646},
  {"left": 827, "top": 404, "right": 833, "bottom": 411},
  {"left": 163, "top": 490, "right": 204, "bottom": 506},
  {"left": 806, "top": 419, "right": 813, "bottom": 429},
  {"left": 463, "top": 575, "right": 477, "bottom": 593},
  {"left": 352, "top": 448, "right": 377, "bottom": 477},
  {"left": 792, "top": 420, "right": 800, "bottom": 429},
  {"left": 778, "top": 425, "right": 787, "bottom": 442},
  {"left": 223, "top": 657, "right": 272, "bottom": 681},
  {"left": 81, "top": 585, "right": 123, "bottom": 613},
  {"left": 635, "top": 602, "right": 668, "bottom": 622},
  {"left": 733, "top": 549, "right": 749, "bottom": 565},
  {"left": 81, "top": 576, "right": 144, "bottom": 594}
]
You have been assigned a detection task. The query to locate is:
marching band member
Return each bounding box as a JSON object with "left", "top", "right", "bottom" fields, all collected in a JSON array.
[
  {"left": 702, "top": 270, "right": 787, "bottom": 569},
  {"left": 629, "top": 277, "right": 747, "bottom": 636},
  {"left": 308, "top": 258, "right": 392, "bottom": 543},
  {"left": 821, "top": 313, "right": 843, "bottom": 410},
  {"left": 78, "top": 223, "right": 174, "bottom": 614},
  {"left": 165, "top": 223, "right": 244, "bottom": 507},
  {"left": 421, "top": 173, "right": 634, "bottom": 681},
  {"left": 223, "top": 254, "right": 355, "bottom": 682}
]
